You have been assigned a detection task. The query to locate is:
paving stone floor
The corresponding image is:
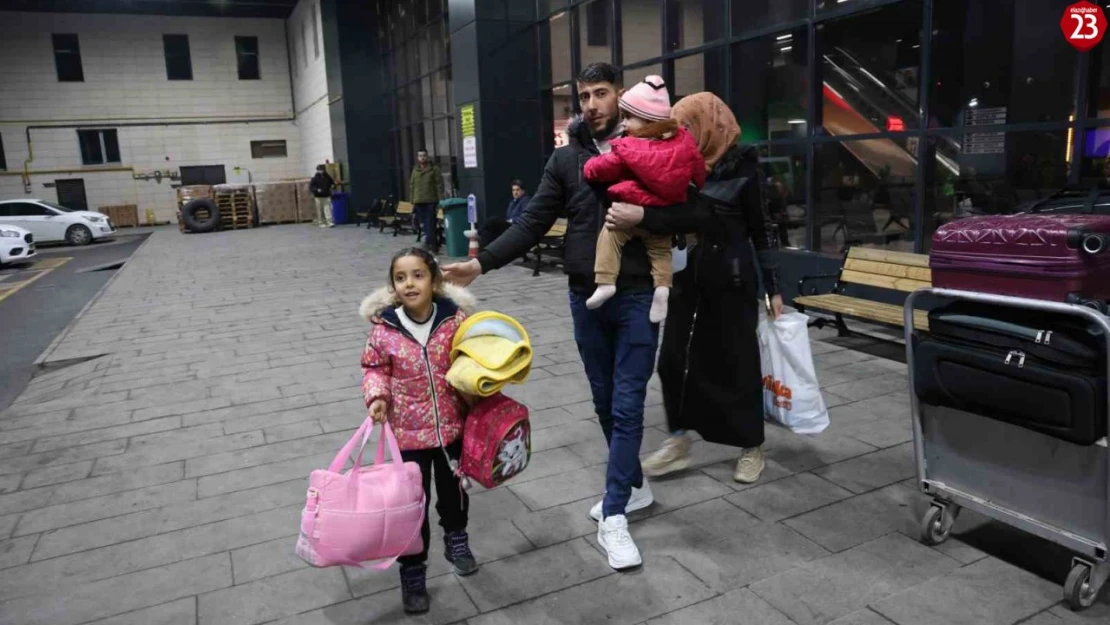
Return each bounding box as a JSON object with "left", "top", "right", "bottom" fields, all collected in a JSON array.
[{"left": 0, "top": 225, "right": 1107, "bottom": 625}]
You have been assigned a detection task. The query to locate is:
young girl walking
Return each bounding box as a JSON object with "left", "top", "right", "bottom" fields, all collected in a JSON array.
[
  {"left": 583, "top": 74, "right": 706, "bottom": 323},
  {"left": 359, "top": 247, "right": 479, "bottom": 614}
]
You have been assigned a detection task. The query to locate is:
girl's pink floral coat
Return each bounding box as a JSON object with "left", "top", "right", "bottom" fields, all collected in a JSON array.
[{"left": 358, "top": 283, "right": 476, "bottom": 451}]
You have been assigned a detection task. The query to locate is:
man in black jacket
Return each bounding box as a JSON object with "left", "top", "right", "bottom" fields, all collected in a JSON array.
[{"left": 444, "top": 63, "right": 665, "bottom": 571}]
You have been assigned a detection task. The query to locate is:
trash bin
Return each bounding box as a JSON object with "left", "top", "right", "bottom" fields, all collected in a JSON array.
[
  {"left": 330, "top": 192, "right": 349, "bottom": 225},
  {"left": 440, "top": 198, "right": 470, "bottom": 257}
]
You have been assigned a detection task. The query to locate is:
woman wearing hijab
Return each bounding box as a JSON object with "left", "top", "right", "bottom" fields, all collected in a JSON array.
[{"left": 608, "top": 93, "right": 783, "bottom": 483}]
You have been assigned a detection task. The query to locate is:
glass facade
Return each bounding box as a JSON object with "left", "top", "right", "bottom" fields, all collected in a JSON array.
[
  {"left": 377, "top": 0, "right": 456, "bottom": 200},
  {"left": 364, "top": 0, "right": 1107, "bottom": 258},
  {"left": 535, "top": 0, "right": 1105, "bottom": 257}
]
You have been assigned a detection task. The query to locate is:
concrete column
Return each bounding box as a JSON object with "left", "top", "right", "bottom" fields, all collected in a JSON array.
[
  {"left": 448, "top": 0, "right": 542, "bottom": 222},
  {"left": 319, "top": 0, "right": 392, "bottom": 211}
]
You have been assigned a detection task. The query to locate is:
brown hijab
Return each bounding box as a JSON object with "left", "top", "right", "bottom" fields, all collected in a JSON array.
[{"left": 671, "top": 92, "right": 740, "bottom": 172}]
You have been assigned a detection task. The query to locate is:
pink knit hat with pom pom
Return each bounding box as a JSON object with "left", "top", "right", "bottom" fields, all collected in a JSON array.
[{"left": 619, "top": 75, "right": 672, "bottom": 122}]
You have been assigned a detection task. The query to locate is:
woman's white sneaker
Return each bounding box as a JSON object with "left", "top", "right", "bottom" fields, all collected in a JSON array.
[
  {"left": 588, "top": 479, "right": 654, "bottom": 521},
  {"left": 597, "top": 515, "right": 642, "bottom": 570}
]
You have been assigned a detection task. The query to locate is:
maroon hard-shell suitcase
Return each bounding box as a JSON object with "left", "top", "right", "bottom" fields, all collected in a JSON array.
[{"left": 930, "top": 213, "right": 1110, "bottom": 311}]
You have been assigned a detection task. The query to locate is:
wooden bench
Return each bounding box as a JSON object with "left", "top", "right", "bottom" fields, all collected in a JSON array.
[
  {"left": 524, "top": 219, "right": 567, "bottom": 276},
  {"left": 379, "top": 200, "right": 419, "bottom": 237},
  {"left": 793, "top": 247, "right": 931, "bottom": 335}
]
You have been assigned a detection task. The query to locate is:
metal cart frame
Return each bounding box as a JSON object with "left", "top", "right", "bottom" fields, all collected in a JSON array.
[{"left": 904, "top": 287, "right": 1110, "bottom": 610}]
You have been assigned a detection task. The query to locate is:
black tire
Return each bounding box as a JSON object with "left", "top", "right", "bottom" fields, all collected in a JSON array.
[
  {"left": 65, "top": 224, "right": 93, "bottom": 246},
  {"left": 182, "top": 199, "right": 221, "bottom": 233}
]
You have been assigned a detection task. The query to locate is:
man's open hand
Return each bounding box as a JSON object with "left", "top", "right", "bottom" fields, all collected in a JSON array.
[{"left": 442, "top": 259, "right": 482, "bottom": 287}]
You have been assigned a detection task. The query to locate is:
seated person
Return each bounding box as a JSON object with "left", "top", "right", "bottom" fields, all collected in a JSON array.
[{"left": 479, "top": 180, "right": 530, "bottom": 248}]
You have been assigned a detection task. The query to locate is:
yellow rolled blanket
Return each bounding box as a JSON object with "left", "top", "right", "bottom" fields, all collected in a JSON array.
[{"left": 447, "top": 311, "right": 532, "bottom": 397}]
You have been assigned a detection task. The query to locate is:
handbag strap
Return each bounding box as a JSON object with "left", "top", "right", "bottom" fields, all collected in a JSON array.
[
  {"left": 327, "top": 416, "right": 372, "bottom": 473},
  {"left": 328, "top": 419, "right": 404, "bottom": 476}
]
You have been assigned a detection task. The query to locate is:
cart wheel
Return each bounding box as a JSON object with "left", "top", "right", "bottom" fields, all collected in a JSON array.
[
  {"left": 920, "top": 505, "right": 953, "bottom": 546},
  {"left": 1065, "top": 564, "right": 1098, "bottom": 610}
]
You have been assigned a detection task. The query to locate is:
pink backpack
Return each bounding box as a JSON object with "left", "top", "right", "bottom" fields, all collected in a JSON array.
[
  {"left": 459, "top": 393, "right": 531, "bottom": 489},
  {"left": 295, "top": 419, "right": 425, "bottom": 569}
]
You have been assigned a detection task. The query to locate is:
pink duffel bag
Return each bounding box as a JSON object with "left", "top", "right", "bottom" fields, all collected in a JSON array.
[
  {"left": 459, "top": 393, "right": 531, "bottom": 490},
  {"left": 294, "top": 418, "right": 425, "bottom": 569}
]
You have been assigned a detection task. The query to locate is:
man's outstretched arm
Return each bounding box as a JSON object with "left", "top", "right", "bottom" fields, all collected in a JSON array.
[{"left": 444, "top": 154, "right": 565, "bottom": 286}]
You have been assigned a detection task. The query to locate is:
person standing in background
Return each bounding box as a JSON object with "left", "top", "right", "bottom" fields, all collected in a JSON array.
[
  {"left": 309, "top": 164, "right": 335, "bottom": 228},
  {"left": 410, "top": 149, "right": 445, "bottom": 253}
]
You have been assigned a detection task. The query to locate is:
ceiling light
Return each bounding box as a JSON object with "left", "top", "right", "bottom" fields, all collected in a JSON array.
[
  {"left": 788, "top": 119, "right": 806, "bottom": 124},
  {"left": 780, "top": 46, "right": 793, "bottom": 52},
  {"left": 776, "top": 34, "right": 792, "bottom": 41}
]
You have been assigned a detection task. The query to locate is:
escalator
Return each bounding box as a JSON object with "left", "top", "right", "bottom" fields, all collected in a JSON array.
[{"left": 822, "top": 47, "right": 961, "bottom": 178}]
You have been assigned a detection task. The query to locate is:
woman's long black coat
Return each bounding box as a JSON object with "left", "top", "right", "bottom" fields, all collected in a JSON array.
[{"left": 639, "top": 144, "right": 780, "bottom": 448}]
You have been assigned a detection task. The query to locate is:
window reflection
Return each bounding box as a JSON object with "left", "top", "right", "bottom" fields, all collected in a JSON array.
[
  {"left": 731, "top": 28, "right": 808, "bottom": 142},
  {"left": 932, "top": 0, "right": 1077, "bottom": 127},
  {"left": 760, "top": 144, "right": 808, "bottom": 249},
  {"left": 819, "top": 2, "right": 922, "bottom": 136},
  {"left": 674, "top": 49, "right": 726, "bottom": 102},
  {"left": 619, "top": 0, "right": 661, "bottom": 65},
  {"left": 732, "top": 0, "right": 808, "bottom": 36},
  {"left": 924, "top": 130, "right": 1070, "bottom": 250},
  {"left": 815, "top": 139, "right": 917, "bottom": 255},
  {"left": 552, "top": 84, "right": 575, "bottom": 149},
  {"left": 669, "top": 0, "right": 725, "bottom": 51},
  {"left": 548, "top": 12, "right": 572, "bottom": 85},
  {"left": 581, "top": 0, "right": 613, "bottom": 67}
]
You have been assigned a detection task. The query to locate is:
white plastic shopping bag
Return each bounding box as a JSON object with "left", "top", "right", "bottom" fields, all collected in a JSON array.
[{"left": 757, "top": 311, "right": 830, "bottom": 434}]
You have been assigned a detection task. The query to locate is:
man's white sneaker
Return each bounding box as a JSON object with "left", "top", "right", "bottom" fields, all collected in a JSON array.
[
  {"left": 589, "top": 479, "right": 654, "bottom": 521},
  {"left": 597, "top": 515, "right": 642, "bottom": 570}
]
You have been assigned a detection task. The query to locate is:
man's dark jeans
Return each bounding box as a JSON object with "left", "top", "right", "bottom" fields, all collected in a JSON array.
[
  {"left": 569, "top": 289, "right": 659, "bottom": 519},
  {"left": 414, "top": 203, "right": 438, "bottom": 250}
]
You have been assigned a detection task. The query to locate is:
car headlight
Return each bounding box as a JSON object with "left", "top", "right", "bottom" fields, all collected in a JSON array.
[
  {"left": 84, "top": 216, "right": 104, "bottom": 223},
  {"left": 0, "top": 230, "right": 20, "bottom": 238}
]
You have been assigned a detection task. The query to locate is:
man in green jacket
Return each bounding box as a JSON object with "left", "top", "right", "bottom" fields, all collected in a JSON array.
[{"left": 410, "top": 148, "right": 444, "bottom": 253}]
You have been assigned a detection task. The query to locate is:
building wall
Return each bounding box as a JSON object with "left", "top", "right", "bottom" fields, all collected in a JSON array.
[
  {"left": 0, "top": 11, "right": 302, "bottom": 223},
  {"left": 288, "top": 0, "right": 334, "bottom": 173}
]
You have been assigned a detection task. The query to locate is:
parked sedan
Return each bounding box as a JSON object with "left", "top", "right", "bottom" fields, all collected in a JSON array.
[
  {"left": 0, "top": 224, "right": 35, "bottom": 266},
  {"left": 0, "top": 199, "right": 115, "bottom": 246}
]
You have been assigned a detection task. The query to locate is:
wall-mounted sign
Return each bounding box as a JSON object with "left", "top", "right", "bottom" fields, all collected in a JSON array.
[{"left": 461, "top": 104, "right": 477, "bottom": 168}]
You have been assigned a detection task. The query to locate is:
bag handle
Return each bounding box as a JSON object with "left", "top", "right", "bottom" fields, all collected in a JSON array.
[{"left": 327, "top": 419, "right": 404, "bottom": 475}]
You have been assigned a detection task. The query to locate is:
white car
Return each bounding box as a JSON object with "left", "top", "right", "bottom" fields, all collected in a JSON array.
[
  {"left": 0, "top": 224, "right": 35, "bottom": 266},
  {"left": 0, "top": 199, "right": 115, "bottom": 246}
]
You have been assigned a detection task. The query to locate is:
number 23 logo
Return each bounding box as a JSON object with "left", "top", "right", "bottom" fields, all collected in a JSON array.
[
  {"left": 1072, "top": 13, "right": 1100, "bottom": 39},
  {"left": 1061, "top": 1, "right": 1107, "bottom": 52}
]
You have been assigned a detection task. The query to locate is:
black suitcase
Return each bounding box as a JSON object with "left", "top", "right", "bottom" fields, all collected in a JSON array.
[{"left": 913, "top": 302, "right": 1107, "bottom": 445}]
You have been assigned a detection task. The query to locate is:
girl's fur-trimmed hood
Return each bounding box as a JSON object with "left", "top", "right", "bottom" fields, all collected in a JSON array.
[{"left": 358, "top": 282, "right": 477, "bottom": 321}]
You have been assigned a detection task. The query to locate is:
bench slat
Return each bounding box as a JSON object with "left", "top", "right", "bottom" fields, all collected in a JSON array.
[
  {"left": 847, "top": 247, "right": 930, "bottom": 268},
  {"left": 844, "top": 258, "right": 932, "bottom": 283},
  {"left": 396, "top": 202, "right": 414, "bottom": 215},
  {"left": 795, "top": 293, "right": 929, "bottom": 331},
  {"left": 840, "top": 269, "right": 931, "bottom": 293}
]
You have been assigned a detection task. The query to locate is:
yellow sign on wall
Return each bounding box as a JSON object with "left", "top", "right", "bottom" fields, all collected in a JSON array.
[{"left": 460, "top": 104, "right": 476, "bottom": 138}]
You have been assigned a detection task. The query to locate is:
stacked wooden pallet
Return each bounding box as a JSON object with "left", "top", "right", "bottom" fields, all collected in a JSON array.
[
  {"left": 254, "top": 182, "right": 299, "bottom": 224},
  {"left": 212, "top": 184, "right": 255, "bottom": 230},
  {"left": 294, "top": 179, "right": 318, "bottom": 223},
  {"left": 98, "top": 204, "right": 139, "bottom": 228}
]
